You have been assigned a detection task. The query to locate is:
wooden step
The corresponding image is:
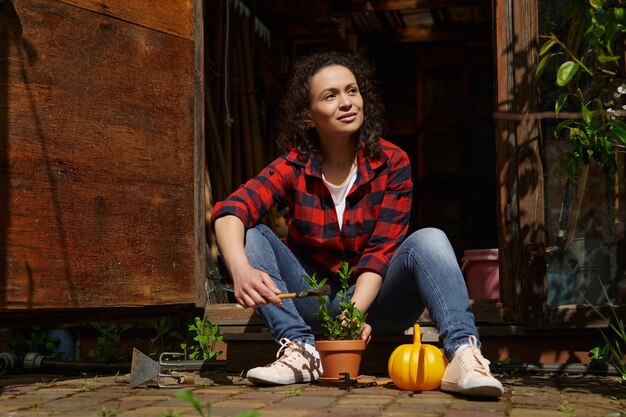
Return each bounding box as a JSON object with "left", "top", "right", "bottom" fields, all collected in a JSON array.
[
  {"left": 204, "top": 303, "right": 601, "bottom": 375},
  {"left": 222, "top": 327, "right": 433, "bottom": 374}
]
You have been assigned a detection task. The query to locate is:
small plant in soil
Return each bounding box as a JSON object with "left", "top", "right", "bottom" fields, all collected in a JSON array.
[
  {"left": 89, "top": 321, "right": 132, "bottom": 363},
  {"left": 9, "top": 328, "right": 60, "bottom": 359},
  {"left": 180, "top": 316, "right": 223, "bottom": 361},
  {"left": 303, "top": 262, "right": 367, "bottom": 341}
]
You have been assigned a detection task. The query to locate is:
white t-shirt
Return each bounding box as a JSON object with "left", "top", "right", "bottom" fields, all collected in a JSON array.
[{"left": 322, "top": 167, "right": 358, "bottom": 231}]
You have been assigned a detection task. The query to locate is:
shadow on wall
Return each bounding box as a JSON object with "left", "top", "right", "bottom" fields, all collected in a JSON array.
[
  {"left": 0, "top": 0, "right": 76, "bottom": 308},
  {"left": 495, "top": 27, "right": 546, "bottom": 326},
  {"left": 0, "top": 0, "right": 20, "bottom": 307}
]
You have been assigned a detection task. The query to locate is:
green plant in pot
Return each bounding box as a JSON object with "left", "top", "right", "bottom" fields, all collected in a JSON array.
[{"left": 303, "top": 262, "right": 367, "bottom": 381}]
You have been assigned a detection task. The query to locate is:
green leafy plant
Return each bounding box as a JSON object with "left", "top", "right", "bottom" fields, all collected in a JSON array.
[
  {"left": 587, "top": 285, "right": 626, "bottom": 383},
  {"left": 174, "top": 390, "right": 260, "bottom": 417},
  {"left": 138, "top": 317, "right": 184, "bottom": 359},
  {"left": 559, "top": 401, "right": 577, "bottom": 417},
  {"left": 494, "top": 356, "right": 522, "bottom": 378},
  {"left": 286, "top": 388, "right": 301, "bottom": 396},
  {"left": 93, "top": 406, "right": 118, "bottom": 417},
  {"left": 589, "top": 343, "right": 609, "bottom": 364},
  {"left": 88, "top": 322, "right": 132, "bottom": 363},
  {"left": 180, "top": 317, "right": 223, "bottom": 361},
  {"left": 303, "top": 262, "right": 367, "bottom": 341},
  {"left": 537, "top": 0, "right": 626, "bottom": 178},
  {"left": 9, "top": 329, "right": 60, "bottom": 359}
]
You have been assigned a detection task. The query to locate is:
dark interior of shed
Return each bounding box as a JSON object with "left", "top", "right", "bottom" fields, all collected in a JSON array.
[{"left": 205, "top": 0, "right": 497, "bottom": 278}]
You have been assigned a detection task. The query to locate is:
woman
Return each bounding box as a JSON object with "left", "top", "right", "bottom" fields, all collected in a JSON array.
[{"left": 212, "top": 51, "right": 503, "bottom": 398}]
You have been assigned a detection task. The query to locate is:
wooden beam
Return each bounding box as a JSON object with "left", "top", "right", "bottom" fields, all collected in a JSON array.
[
  {"left": 374, "top": 0, "right": 490, "bottom": 11},
  {"left": 58, "top": 0, "right": 193, "bottom": 40},
  {"left": 390, "top": 23, "right": 490, "bottom": 42}
]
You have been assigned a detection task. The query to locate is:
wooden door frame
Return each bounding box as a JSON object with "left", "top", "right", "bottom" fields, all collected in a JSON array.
[
  {"left": 494, "top": 0, "right": 548, "bottom": 328},
  {"left": 194, "top": 0, "right": 207, "bottom": 307}
]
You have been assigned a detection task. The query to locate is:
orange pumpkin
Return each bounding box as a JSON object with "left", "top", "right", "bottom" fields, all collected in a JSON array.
[{"left": 388, "top": 324, "right": 447, "bottom": 391}]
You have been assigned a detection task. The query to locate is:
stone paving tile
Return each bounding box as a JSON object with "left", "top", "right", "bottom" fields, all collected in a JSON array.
[
  {"left": 0, "top": 385, "right": 40, "bottom": 396},
  {"left": 191, "top": 387, "right": 246, "bottom": 395},
  {"left": 2, "top": 412, "right": 73, "bottom": 417},
  {"left": 255, "top": 410, "right": 312, "bottom": 417},
  {"left": 260, "top": 403, "right": 319, "bottom": 415},
  {"left": 400, "top": 391, "right": 453, "bottom": 404},
  {"left": 229, "top": 391, "right": 290, "bottom": 401},
  {"left": 510, "top": 395, "right": 565, "bottom": 408},
  {"left": 95, "top": 398, "right": 145, "bottom": 412},
  {"left": 261, "top": 396, "right": 338, "bottom": 410},
  {"left": 0, "top": 398, "right": 39, "bottom": 408},
  {"left": 117, "top": 405, "right": 194, "bottom": 416},
  {"left": 385, "top": 402, "right": 448, "bottom": 414},
  {"left": 315, "top": 410, "right": 382, "bottom": 417},
  {"left": 298, "top": 387, "right": 350, "bottom": 396},
  {"left": 509, "top": 408, "right": 564, "bottom": 417},
  {"left": 331, "top": 405, "right": 386, "bottom": 414},
  {"left": 338, "top": 394, "right": 396, "bottom": 404},
  {"left": 190, "top": 392, "right": 241, "bottom": 401},
  {"left": 445, "top": 410, "right": 505, "bottom": 417},
  {"left": 210, "top": 399, "right": 267, "bottom": 409},
  {"left": 210, "top": 406, "right": 266, "bottom": 416},
  {"left": 40, "top": 394, "right": 113, "bottom": 408},
  {"left": 119, "top": 394, "right": 174, "bottom": 401},
  {"left": 0, "top": 405, "right": 25, "bottom": 415},
  {"left": 449, "top": 398, "right": 506, "bottom": 412},
  {"left": 573, "top": 403, "right": 626, "bottom": 416}
]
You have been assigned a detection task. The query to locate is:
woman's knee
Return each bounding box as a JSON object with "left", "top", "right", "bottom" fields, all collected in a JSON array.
[
  {"left": 404, "top": 227, "right": 450, "bottom": 251},
  {"left": 244, "top": 224, "right": 275, "bottom": 261}
]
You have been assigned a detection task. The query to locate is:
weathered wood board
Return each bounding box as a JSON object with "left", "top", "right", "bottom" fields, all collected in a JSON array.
[
  {"left": 58, "top": 0, "right": 193, "bottom": 40},
  {"left": 0, "top": 0, "right": 201, "bottom": 310}
]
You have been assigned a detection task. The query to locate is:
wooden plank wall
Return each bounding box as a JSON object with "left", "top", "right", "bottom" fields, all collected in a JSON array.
[{"left": 0, "top": 0, "right": 202, "bottom": 310}]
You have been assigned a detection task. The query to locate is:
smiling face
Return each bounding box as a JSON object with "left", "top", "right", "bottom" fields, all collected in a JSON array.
[{"left": 307, "top": 65, "right": 364, "bottom": 142}]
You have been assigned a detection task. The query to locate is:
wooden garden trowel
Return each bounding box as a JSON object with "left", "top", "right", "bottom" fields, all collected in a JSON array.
[
  {"left": 277, "top": 284, "right": 331, "bottom": 299},
  {"left": 130, "top": 348, "right": 224, "bottom": 389},
  {"left": 224, "top": 284, "right": 331, "bottom": 300}
]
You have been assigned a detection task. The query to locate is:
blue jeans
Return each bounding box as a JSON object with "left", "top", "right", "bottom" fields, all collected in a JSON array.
[{"left": 244, "top": 224, "right": 478, "bottom": 359}]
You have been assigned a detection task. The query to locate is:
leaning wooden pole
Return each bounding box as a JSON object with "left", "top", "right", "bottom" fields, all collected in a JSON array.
[
  {"left": 241, "top": 13, "right": 265, "bottom": 173},
  {"left": 205, "top": 82, "right": 229, "bottom": 199},
  {"left": 236, "top": 31, "right": 256, "bottom": 180}
]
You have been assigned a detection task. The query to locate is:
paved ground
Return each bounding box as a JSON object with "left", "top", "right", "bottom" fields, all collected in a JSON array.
[{"left": 1, "top": 371, "right": 625, "bottom": 417}]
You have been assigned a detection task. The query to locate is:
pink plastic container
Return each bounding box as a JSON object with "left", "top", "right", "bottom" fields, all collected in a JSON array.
[{"left": 461, "top": 249, "right": 500, "bottom": 300}]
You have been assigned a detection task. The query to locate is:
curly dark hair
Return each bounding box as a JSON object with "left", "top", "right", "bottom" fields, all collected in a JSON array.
[{"left": 276, "top": 51, "right": 385, "bottom": 162}]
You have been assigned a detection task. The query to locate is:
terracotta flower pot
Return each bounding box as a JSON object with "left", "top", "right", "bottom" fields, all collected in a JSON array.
[{"left": 315, "top": 339, "right": 366, "bottom": 379}]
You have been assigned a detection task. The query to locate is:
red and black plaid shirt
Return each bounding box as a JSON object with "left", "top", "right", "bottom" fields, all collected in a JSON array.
[{"left": 211, "top": 138, "right": 412, "bottom": 281}]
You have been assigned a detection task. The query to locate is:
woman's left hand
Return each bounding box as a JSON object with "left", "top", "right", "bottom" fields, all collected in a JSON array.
[{"left": 361, "top": 323, "right": 372, "bottom": 345}]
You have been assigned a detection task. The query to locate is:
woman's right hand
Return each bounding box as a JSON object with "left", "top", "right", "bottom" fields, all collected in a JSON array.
[
  {"left": 214, "top": 216, "right": 283, "bottom": 308},
  {"left": 230, "top": 264, "right": 283, "bottom": 308}
]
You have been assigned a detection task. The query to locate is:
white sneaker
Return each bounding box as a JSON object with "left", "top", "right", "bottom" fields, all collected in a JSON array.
[
  {"left": 440, "top": 336, "right": 504, "bottom": 398},
  {"left": 246, "top": 338, "right": 322, "bottom": 385}
]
